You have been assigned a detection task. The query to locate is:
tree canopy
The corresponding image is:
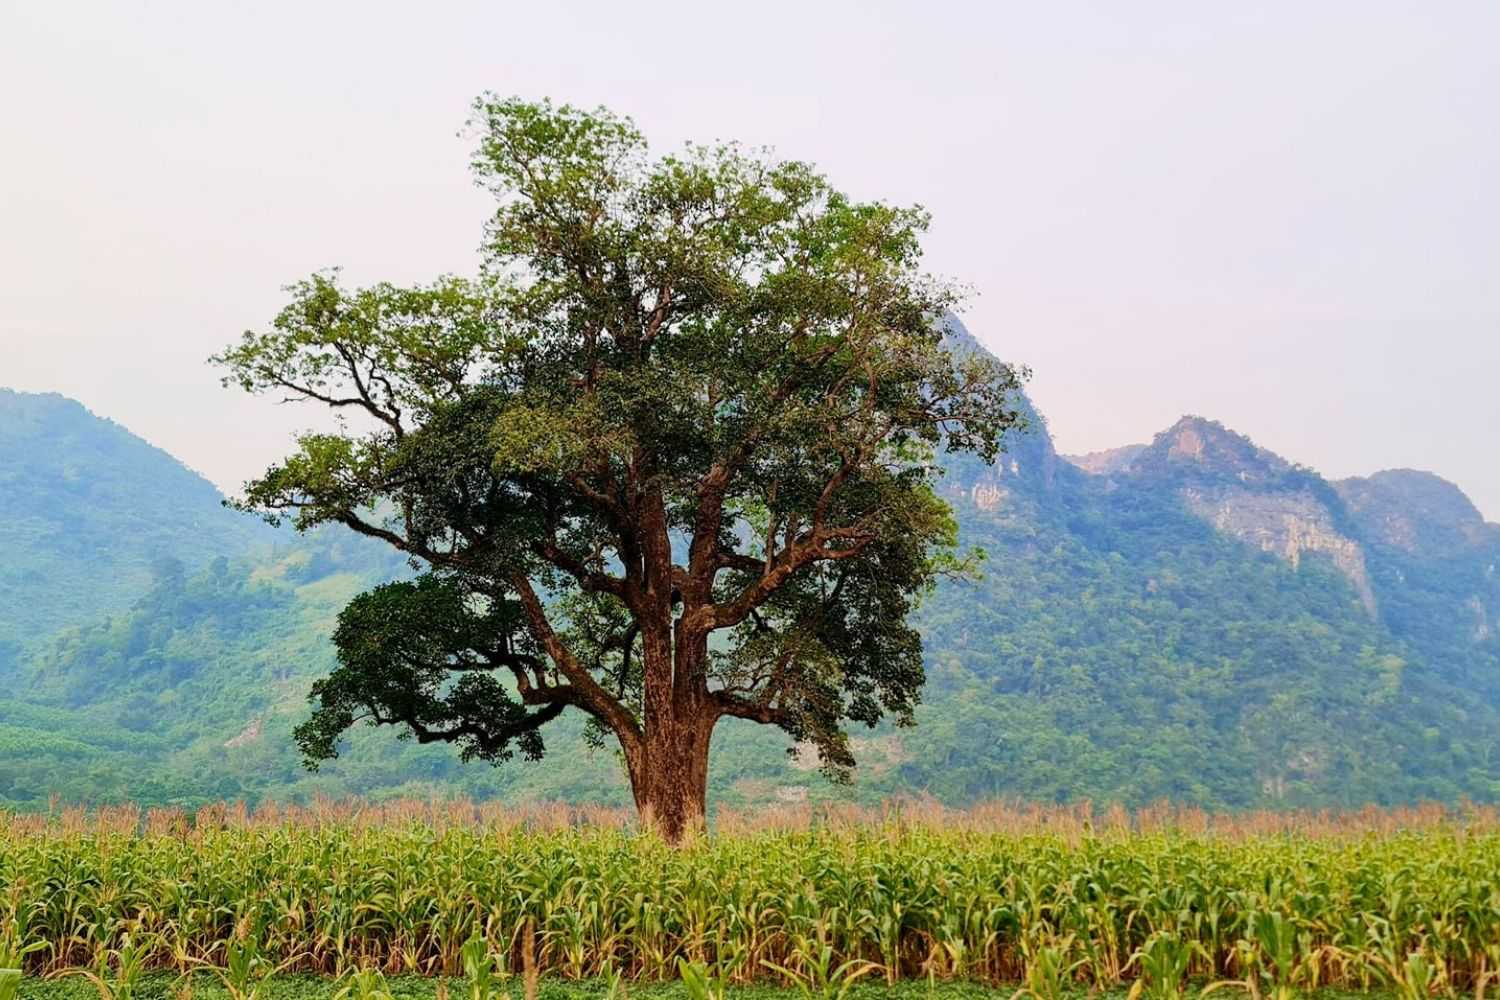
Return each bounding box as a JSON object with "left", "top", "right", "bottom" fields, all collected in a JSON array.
[{"left": 215, "top": 96, "right": 1026, "bottom": 839}]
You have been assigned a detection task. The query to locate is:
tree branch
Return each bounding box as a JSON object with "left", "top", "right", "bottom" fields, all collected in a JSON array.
[
  {"left": 509, "top": 571, "right": 643, "bottom": 747},
  {"left": 332, "top": 341, "right": 405, "bottom": 437}
]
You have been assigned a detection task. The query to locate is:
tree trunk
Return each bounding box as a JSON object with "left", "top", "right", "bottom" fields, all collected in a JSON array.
[
  {"left": 628, "top": 712, "right": 714, "bottom": 844},
  {"left": 628, "top": 507, "right": 716, "bottom": 844}
]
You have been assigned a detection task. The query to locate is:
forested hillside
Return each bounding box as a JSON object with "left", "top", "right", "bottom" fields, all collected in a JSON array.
[
  {"left": 0, "top": 390, "right": 270, "bottom": 652},
  {"left": 3, "top": 329, "right": 1498, "bottom": 810},
  {"left": 910, "top": 418, "right": 1500, "bottom": 806}
]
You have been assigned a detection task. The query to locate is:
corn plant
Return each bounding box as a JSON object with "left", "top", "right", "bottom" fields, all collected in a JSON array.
[
  {"left": 461, "top": 933, "right": 511, "bottom": 1000},
  {"left": 601, "top": 959, "right": 627, "bottom": 1000},
  {"left": 52, "top": 935, "right": 150, "bottom": 1000},
  {"left": 1128, "top": 932, "right": 1200, "bottom": 1000},
  {"left": 0, "top": 918, "right": 46, "bottom": 972},
  {"left": 334, "top": 967, "right": 397, "bottom": 1000},
  {"left": 190, "top": 929, "right": 301, "bottom": 1000},
  {"left": 1377, "top": 947, "right": 1446, "bottom": 1000},
  {"left": 763, "top": 941, "right": 879, "bottom": 1000},
  {"left": 1014, "top": 933, "right": 1086, "bottom": 1000},
  {"left": 678, "top": 959, "right": 729, "bottom": 1000}
]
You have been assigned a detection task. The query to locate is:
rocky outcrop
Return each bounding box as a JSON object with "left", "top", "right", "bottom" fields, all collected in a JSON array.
[
  {"left": 224, "top": 717, "right": 263, "bottom": 749},
  {"left": 788, "top": 735, "right": 909, "bottom": 773},
  {"left": 959, "top": 455, "right": 1047, "bottom": 513},
  {"left": 1334, "top": 470, "right": 1499, "bottom": 643},
  {"left": 972, "top": 480, "right": 1008, "bottom": 511},
  {"left": 940, "top": 313, "right": 1061, "bottom": 496},
  {"left": 1181, "top": 486, "right": 1378, "bottom": 618},
  {"left": 1064, "top": 443, "right": 1146, "bottom": 476},
  {"left": 1117, "top": 416, "right": 1380, "bottom": 618},
  {"left": 1470, "top": 597, "right": 1492, "bottom": 642},
  {"left": 1132, "top": 416, "right": 1293, "bottom": 483}
]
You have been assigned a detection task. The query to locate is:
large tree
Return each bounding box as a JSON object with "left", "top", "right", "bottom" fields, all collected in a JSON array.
[{"left": 216, "top": 97, "right": 1026, "bottom": 841}]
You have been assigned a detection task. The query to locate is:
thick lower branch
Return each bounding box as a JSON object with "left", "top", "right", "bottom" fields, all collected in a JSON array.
[
  {"left": 509, "top": 571, "right": 643, "bottom": 750},
  {"left": 693, "top": 530, "right": 875, "bottom": 631},
  {"left": 530, "top": 537, "right": 634, "bottom": 606},
  {"left": 713, "top": 689, "right": 790, "bottom": 726},
  {"left": 401, "top": 701, "right": 566, "bottom": 746}
]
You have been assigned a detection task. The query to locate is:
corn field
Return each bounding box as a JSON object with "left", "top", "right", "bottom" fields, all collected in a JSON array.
[{"left": 6, "top": 799, "right": 1500, "bottom": 997}]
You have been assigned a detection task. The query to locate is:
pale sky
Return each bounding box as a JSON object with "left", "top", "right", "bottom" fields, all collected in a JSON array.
[{"left": 3, "top": 1, "right": 1497, "bottom": 518}]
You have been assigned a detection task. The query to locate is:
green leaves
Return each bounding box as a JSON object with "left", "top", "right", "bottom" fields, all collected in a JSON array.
[
  {"left": 295, "top": 575, "right": 557, "bottom": 768},
  {"left": 489, "top": 396, "right": 631, "bottom": 478},
  {"left": 219, "top": 97, "right": 1027, "bottom": 823},
  {"left": 460, "top": 932, "right": 510, "bottom": 1000},
  {"left": 213, "top": 272, "right": 496, "bottom": 425}
]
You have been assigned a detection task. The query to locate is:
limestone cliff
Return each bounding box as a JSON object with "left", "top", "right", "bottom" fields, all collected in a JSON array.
[
  {"left": 1062, "top": 418, "right": 1500, "bottom": 636},
  {"left": 939, "top": 313, "right": 1062, "bottom": 513},
  {"left": 1336, "top": 469, "right": 1500, "bottom": 645},
  {"left": 1180, "top": 485, "right": 1378, "bottom": 617},
  {"left": 1124, "top": 417, "right": 1379, "bottom": 617}
]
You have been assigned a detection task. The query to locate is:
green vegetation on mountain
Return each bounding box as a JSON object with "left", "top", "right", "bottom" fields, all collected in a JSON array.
[
  {"left": 905, "top": 471, "right": 1499, "bottom": 806},
  {"left": 0, "top": 389, "right": 269, "bottom": 652}
]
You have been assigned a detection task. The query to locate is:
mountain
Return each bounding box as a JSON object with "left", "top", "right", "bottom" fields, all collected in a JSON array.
[
  {"left": 1128, "top": 416, "right": 1379, "bottom": 617},
  {"left": 2, "top": 340, "right": 1498, "bottom": 811},
  {"left": 1337, "top": 469, "right": 1500, "bottom": 557},
  {"left": 0, "top": 390, "right": 272, "bottom": 652},
  {"left": 0, "top": 392, "right": 421, "bottom": 807},
  {"left": 894, "top": 399, "right": 1498, "bottom": 806}
]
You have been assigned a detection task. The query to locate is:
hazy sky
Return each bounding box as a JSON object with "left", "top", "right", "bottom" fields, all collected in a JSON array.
[{"left": 3, "top": 2, "right": 1497, "bottom": 518}]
